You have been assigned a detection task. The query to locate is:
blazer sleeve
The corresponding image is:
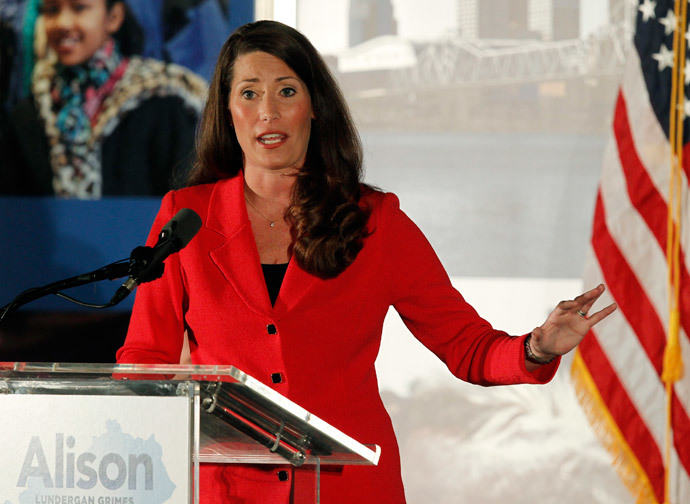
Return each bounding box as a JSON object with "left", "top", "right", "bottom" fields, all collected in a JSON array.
[
  {"left": 375, "top": 192, "right": 559, "bottom": 385},
  {"left": 116, "top": 191, "right": 187, "bottom": 364}
]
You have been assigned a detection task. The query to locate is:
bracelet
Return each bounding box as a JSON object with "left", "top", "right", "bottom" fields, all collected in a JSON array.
[{"left": 524, "top": 334, "right": 555, "bottom": 365}]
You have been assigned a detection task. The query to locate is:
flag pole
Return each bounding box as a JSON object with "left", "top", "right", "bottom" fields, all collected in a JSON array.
[{"left": 663, "top": 2, "right": 686, "bottom": 503}]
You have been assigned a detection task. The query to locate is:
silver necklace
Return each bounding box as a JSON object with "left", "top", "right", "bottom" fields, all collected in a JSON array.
[{"left": 244, "top": 193, "right": 281, "bottom": 227}]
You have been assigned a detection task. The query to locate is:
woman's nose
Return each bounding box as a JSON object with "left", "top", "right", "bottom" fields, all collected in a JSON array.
[{"left": 259, "top": 96, "right": 280, "bottom": 122}]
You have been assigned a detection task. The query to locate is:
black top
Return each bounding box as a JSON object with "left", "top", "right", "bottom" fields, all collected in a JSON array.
[
  {"left": 0, "top": 95, "right": 198, "bottom": 196},
  {"left": 261, "top": 263, "right": 289, "bottom": 306}
]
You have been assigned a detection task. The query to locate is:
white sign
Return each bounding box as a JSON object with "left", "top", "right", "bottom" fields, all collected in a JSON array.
[{"left": 0, "top": 394, "right": 190, "bottom": 504}]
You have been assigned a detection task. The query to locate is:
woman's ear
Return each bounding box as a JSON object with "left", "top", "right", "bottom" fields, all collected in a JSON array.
[{"left": 105, "top": 2, "right": 126, "bottom": 35}]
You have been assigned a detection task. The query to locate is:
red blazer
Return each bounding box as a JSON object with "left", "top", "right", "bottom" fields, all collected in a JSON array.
[{"left": 117, "top": 174, "right": 559, "bottom": 503}]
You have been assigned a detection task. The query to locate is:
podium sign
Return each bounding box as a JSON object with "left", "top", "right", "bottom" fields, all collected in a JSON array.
[
  {"left": 0, "top": 363, "right": 380, "bottom": 504},
  {"left": 1, "top": 393, "right": 191, "bottom": 503}
]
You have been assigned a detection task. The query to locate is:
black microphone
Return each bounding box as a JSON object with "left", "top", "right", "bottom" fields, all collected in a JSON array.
[{"left": 109, "top": 208, "right": 202, "bottom": 305}]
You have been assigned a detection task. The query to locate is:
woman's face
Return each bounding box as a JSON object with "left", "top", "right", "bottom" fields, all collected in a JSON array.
[
  {"left": 228, "top": 51, "right": 314, "bottom": 175},
  {"left": 42, "top": 0, "right": 124, "bottom": 66}
]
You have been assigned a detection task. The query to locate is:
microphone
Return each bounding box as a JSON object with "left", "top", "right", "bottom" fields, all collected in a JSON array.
[{"left": 109, "top": 208, "right": 202, "bottom": 305}]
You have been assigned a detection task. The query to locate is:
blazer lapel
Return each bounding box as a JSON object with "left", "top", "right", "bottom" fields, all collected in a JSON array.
[
  {"left": 272, "top": 259, "right": 323, "bottom": 318},
  {"left": 203, "top": 174, "right": 327, "bottom": 319},
  {"left": 205, "top": 176, "right": 273, "bottom": 317}
]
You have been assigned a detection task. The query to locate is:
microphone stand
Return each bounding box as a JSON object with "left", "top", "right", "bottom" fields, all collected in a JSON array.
[{"left": 0, "top": 246, "right": 161, "bottom": 323}]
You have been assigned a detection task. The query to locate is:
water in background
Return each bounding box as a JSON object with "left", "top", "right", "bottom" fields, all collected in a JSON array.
[{"left": 361, "top": 129, "right": 609, "bottom": 278}]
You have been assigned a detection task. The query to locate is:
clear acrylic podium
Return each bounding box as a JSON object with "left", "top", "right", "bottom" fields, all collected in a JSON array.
[{"left": 0, "top": 362, "right": 380, "bottom": 503}]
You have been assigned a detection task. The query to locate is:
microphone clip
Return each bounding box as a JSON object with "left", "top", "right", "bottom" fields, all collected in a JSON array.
[{"left": 127, "top": 246, "right": 165, "bottom": 285}]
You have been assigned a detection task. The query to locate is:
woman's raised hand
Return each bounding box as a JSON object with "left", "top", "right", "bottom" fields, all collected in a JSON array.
[{"left": 528, "top": 284, "right": 617, "bottom": 361}]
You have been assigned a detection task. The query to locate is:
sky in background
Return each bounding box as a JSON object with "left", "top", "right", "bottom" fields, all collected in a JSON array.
[{"left": 292, "top": 0, "right": 610, "bottom": 54}]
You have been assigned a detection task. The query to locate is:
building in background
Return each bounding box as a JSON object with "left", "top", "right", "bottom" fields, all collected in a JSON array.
[
  {"left": 552, "top": 0, "right": 580, "bottom": 40},
  {"left": 457, "top": 0, "right": 479, "bottom": 39},
  {"left": 529, "top": 0, "right": 553, "bottom": 40},
  {"left": 458, "top": 0, "right": 579, "bottom": 41},
  {"left": 478, "top": 0, "right": 532, "bottom": 39},
  {"left": 349, "top": 0, "right": 397, "bottom": 46}
]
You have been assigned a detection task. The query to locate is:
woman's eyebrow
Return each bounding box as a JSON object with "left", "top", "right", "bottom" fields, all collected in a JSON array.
[{"left": 237, "top": 76, "right": 299, "bottom": 85}]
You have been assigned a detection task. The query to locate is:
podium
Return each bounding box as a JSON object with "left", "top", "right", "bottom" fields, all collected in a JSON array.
[{"left": 0, "top": 362, "right": 380, "bottom": 503}]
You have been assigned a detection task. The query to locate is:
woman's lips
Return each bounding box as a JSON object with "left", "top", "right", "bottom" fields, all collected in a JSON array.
[{"left": 257, "top": 132, "right": 287, "bottom": 147}]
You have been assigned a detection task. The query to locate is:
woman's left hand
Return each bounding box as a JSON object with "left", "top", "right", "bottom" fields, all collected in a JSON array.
[{"left": 529, "top": 283, "right": 617, "bottom": 361}]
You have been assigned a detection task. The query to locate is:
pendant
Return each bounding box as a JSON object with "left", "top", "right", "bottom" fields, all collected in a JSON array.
[{"left": 270, "top": 222, "right": 275, "bottom": 227}]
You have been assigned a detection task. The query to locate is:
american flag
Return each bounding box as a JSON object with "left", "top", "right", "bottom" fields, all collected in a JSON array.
[{"left": 572, "top": 1, "right": 690, "bottom": 503}]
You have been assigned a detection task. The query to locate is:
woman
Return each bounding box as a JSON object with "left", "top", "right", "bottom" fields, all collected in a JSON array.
[
  {"left": 0, "top": 0, "right": 207, "bottom": 198},
  {"left": 117, "top": 20, "right": 617, "bottom": 503}
]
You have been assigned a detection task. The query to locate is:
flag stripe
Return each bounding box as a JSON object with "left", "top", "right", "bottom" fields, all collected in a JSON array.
[
  {"left": 572, "top": 350, "right": 660, "bottom": 503},
  {"left": 593, "top": 186, "right": 690, "bottom": 476},
  {"left": 610, "top": 86, "right": 690, "bottom": 465},
  {"left": 619, "top": 45, "right": 690, "bottom": 318},
  {"left": 592, "top": 192, "right": 665, "bottom": 370},
  {"left": 614, "top": 90, "right": 690, "bottom": 349},
  {"left": 579, "top": 328, "right": 665, "bottom": 502},
  {"left": 583, "top": 245, "right": 668, "bottom": 450},
  {"left": 588, "top": 192, "right": 667, "bottom": 490},
  {"left": 620, "top": 49, "right": 690, "bottom": 329},
  {"left": 581, "top": 246, "right": 690, "bottom": 497},
  {"left": 612, "top": 83, "right": 690, "bottom": 436},
  {"left": 620, "top": 48, "right": 672, "bottom": 202}
]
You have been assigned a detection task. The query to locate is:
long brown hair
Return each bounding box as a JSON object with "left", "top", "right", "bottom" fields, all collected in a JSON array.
[{"left": 188, "top": 20, "right": 370, "bottom": 278}]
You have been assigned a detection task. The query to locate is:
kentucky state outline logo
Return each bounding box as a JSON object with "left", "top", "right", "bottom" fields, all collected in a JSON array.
[{"left": 11, "top": 419, "right": 176, "bottom": 503}]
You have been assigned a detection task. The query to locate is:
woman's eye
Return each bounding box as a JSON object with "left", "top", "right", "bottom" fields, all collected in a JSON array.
[
  {"left": 280, "top": 88, "right": 296, "bottom": 97},
  {"left": 241, "top": 90, "right": 256, "bottom": 99}
]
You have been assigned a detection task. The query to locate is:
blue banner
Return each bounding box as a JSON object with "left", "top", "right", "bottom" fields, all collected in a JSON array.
[{"left": 0, "top": 197, "right": 161, "bottom": 312}]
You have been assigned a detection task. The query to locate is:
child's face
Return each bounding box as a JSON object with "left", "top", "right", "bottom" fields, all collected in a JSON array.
[{"left": 41, "top": 0, "right": 124, "bottom": 66}]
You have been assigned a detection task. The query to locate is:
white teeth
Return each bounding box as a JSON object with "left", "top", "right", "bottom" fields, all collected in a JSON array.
[{"left": 259, "top": 134, "right": 285, "bottom": 145}]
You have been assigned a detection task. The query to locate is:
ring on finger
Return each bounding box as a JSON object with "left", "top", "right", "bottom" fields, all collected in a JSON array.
[{"left": 577, "top": 310, "right": 587, "bottom": 317}]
